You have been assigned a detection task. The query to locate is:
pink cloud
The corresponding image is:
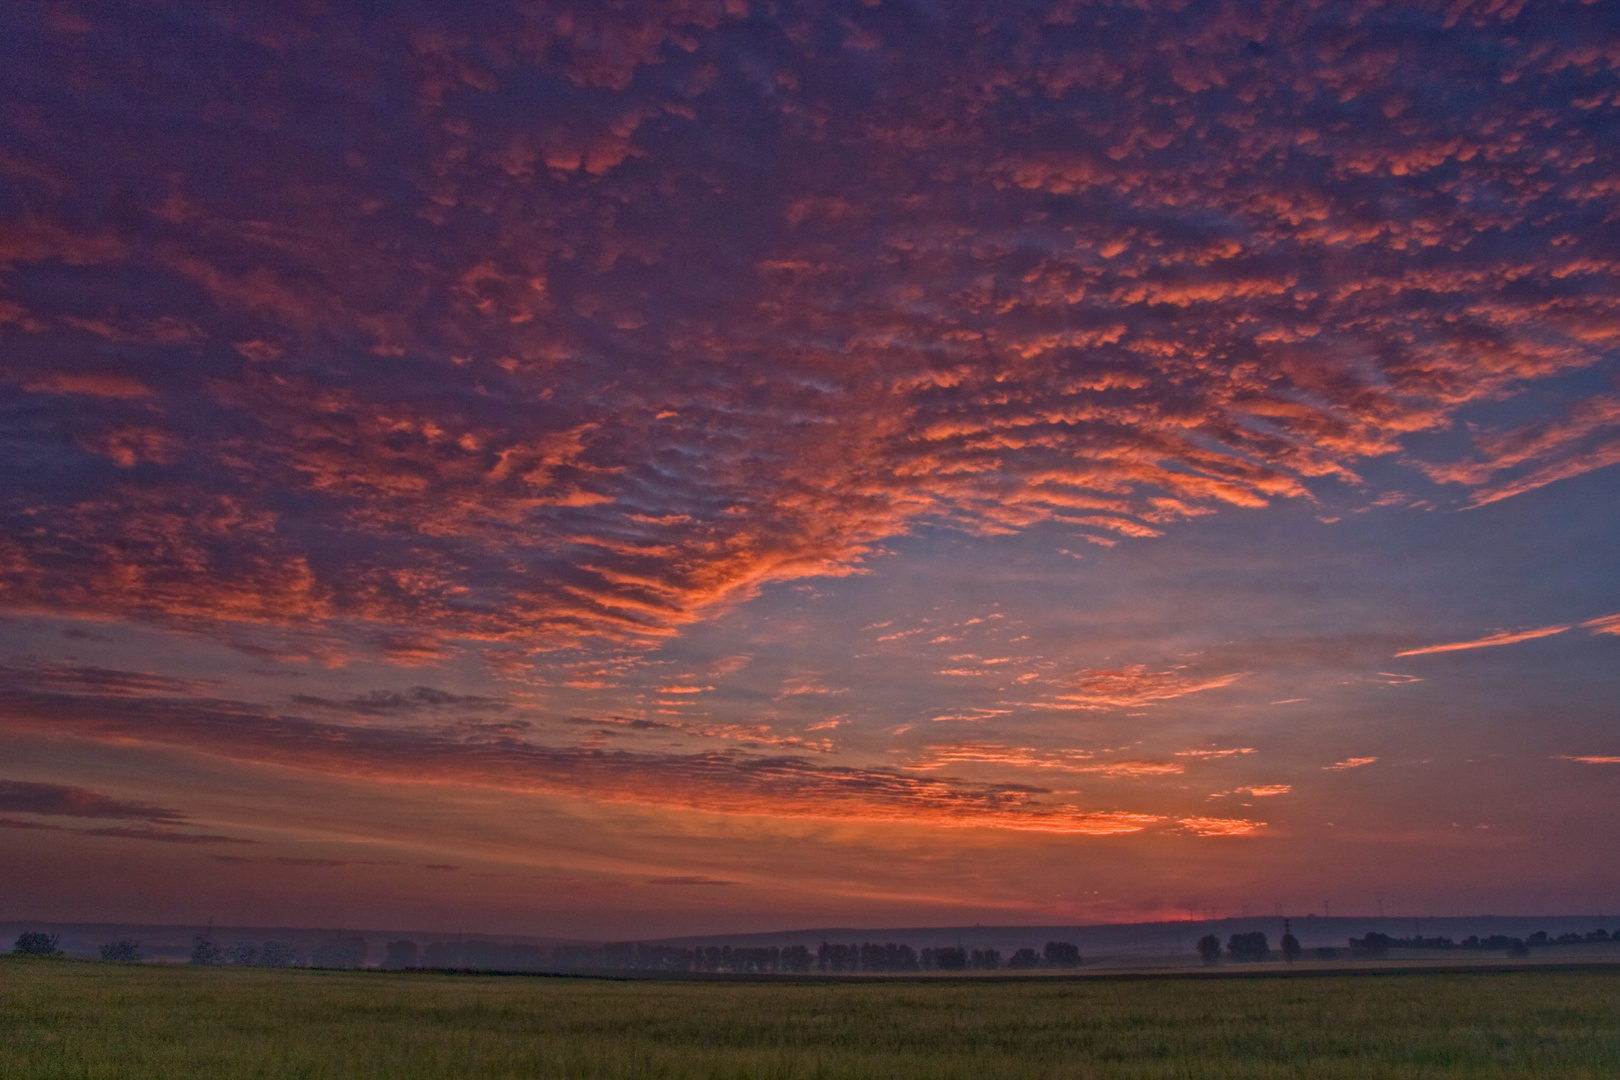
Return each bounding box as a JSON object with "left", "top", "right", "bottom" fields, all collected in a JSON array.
[{"left": 1394, "top": 625, "right": 1570, "bottom": 657}]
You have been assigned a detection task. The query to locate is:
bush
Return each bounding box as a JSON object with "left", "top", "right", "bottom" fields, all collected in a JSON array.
[
  {"left": 1196, "top": 934, "right": 1222, "bottom": 965},
  {"left": 13, "top": 932, "right": 60, "bottom": 957},
  {"left": 98, "top": 939, "right": 143, "bottom": 963}
]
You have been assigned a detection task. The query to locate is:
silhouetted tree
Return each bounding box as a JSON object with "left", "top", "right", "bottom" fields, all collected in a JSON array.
[
  {"left": 780, "top": 945, "right": 813, "bottom": 973},
  {"left": 857, "top": 942, "right": 919, "bottom": 972},
  {"left": 970, "top": 948, "right": 1001, "bottom": 970},
  {"left": 13, "top": 932, "right": 60, "bottom": 957},
  {"left": 1196, "top": 934, "right": 1222, "bottom": 965},
  {"left": 1280, "top": 933, "right": 1301, "bottom": 963},
  {"left": 226, "top": 940, "right": 259, "bottom": 966},
  {"left": 190, "top": 934, "right": 223, "bottom": 965},
  {"left": 818, "top": 942, "right": 860, "bottom": 973},
  {"left": 1007, "top": 947, "right": 1041, "bottom": 969},
  {"left": 98, "top": 939, "right": 143, "bottom": 963},
  {"left": 1044, "top": 941, "right": 1081, "bottom": 968},
  {"left": 1349, "top": 932, "right": 1390, "bottom": 958},
  {"left": 259, "top": 940, "right": 299, "bottom": 968},
  {"left": 1505, "top": 938, "right": 1529, "bottom": 957},
  {"left": 1227, "top": 931, "right": 1269, "bottom": 962}
]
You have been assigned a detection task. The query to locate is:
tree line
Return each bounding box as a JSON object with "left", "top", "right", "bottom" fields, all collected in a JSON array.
[
  {"left": 12, "top": 929, "right": 1082, "bottom": 972},
  {"left": 385, "top": 938, "right": 1083, "bottom": 973},
  {"left": 1195, "top": 925, "right": 1617, "bottom": 964},
  {"left": 21, "top": 923, "right": 1610, "bottom": 969}
]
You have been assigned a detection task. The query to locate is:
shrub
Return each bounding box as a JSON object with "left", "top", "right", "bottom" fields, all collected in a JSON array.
[{"left": 98, "top": 940, "right": 143, "bottom": 963}]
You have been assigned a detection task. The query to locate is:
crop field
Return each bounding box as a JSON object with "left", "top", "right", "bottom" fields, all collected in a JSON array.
[{"left": 2, "top": 958, "right": 1618, "bottom": 1079}]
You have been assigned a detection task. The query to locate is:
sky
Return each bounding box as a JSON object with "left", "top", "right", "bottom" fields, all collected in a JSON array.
[{"left": 2, "top": 0, "right": 1618, "bottom": 940}]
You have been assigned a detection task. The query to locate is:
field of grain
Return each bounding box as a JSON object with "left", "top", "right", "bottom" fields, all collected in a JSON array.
[{"left": 3, "top": 957, "right": 1618, "bottom": 1079}]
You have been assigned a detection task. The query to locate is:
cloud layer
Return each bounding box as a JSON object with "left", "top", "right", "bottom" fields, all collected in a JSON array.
[
  {"left": 2, "top": 0, "right": 1618, "bottom": 662},
  {"left": 0, "top": 662, "right": 1254, "bottom": 836}
]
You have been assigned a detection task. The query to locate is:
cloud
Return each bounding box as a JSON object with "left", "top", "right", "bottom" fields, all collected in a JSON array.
[
  {"left": 1, "top": 0, "right": 1617, "bottom": 665},
  {"left": 1324, "top": 757, "right": 1379, "bottom": 771},
  {"left": 290, "top": 686, "right": 507, "bottom": 715},
  {"left": 0, "top": 817, "right": 63, "bottom": 831},
  {"left": 1050, "top": 666, "right": 1247, "bottom": 710},
  {"left": 1394, "top": 625, "right": 1570, "bottom": 657},
  {"left": 0, "top": 779, "right": 186, "bottom": 823},
  {"left": 0, "top": 663, "right": 212, "bottom": 698},
  {"left": 74, "top": 826, "right": 257, "bottom": 846},
  {"left": 1422, "top": 396, "right": 1620, "bottom": 506},
  {"left": 19, "top": 372, "right": 153, "bottom": 399},
  {"left": 1553, "top": 755, "right": 1620, "bottom": 765},
  {"left": 1178, "top": 817, "right": 1266, "bottom": 837},
  {"left": 0, "top": 674, "right": 1172, "bottom": 836},
  {"left": 1581, "top": 614, "right": 1620, "bottom": 636},
  {"left": 0, "top": 777, "right": 257, "bottom": 845}
]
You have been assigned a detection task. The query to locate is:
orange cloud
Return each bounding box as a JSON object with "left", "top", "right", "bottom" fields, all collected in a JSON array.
[
  {"left": 0, "top": 666, "right": 1168, "bottom": 836},
  {"left": 1580, "top": 614, "right": 1620, "bottom": 636},
  {"left": 1178, "top": 817, "right": 1266, "bottom": 837},
  {"left": 1324, "top": 757, "right": 1379, "bottom": 771},
  {"left": 1051, "top": 665, "right": 1247, "bottom": 709},
  {"left": 20, "top": 372, "right": 153, "bottom": 399},
  {"left": 1394, "top": 625, "right": 1570, "bottom": 657}
]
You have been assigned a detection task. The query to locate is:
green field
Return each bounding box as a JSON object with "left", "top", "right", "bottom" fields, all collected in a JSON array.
[{"left": 3, "top": 958, "right": 1618, "bottom": 1079}]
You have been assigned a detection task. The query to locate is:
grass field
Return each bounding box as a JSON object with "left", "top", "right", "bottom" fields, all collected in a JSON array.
[{"left": 3, "top": 958, "right": 1618, "bottom": 1078}]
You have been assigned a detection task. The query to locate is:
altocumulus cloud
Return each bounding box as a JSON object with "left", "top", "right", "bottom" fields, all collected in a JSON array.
[{"left": 0, "top": 0, "right": 1618, "bottom": 668}]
